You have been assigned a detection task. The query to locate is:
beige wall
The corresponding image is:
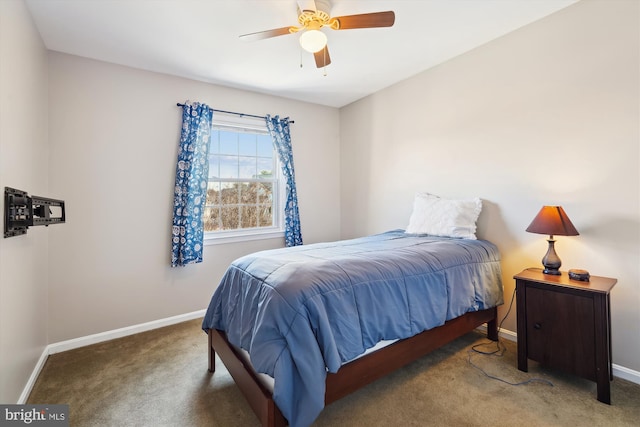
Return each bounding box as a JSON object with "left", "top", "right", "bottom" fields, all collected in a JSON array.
[
  {"left": 0, "top": 0, "right": 50, "bottom": 403},
  {"left": 340, "top": 0, "right": 639, "bottom": 372},
  {"left": 46, "top": 52, "right": 341, "bottom": 343}
]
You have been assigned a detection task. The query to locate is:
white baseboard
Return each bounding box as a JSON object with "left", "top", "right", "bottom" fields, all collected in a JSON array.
[
  {"left": 17, "top": 345, "right": 50, "bottom": 404},
  {"left": 475, "top": 325, "right": 640, "bottom": 385},
  {"left": 18, "top": 309, "right": 206, "bottom": 404},
  {"left": 47, "top": 309, "right": 206, "bottom": 354},
  {"left": 611, "top": 363, "right": 640, "bottom": 384}
]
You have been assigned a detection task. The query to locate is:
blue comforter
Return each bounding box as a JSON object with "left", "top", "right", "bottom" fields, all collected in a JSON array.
[{"left": 202, "top": 230, "right": 503, "bottom": 427}]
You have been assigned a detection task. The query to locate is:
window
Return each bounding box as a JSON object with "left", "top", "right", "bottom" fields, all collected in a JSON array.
[{"left": 204, "top": 116, "right": 283, "bottom": 244}]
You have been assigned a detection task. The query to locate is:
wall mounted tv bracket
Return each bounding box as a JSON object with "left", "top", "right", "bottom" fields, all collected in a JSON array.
[{"left": 4, "top": 187, "right": 65, "bottom": 238}]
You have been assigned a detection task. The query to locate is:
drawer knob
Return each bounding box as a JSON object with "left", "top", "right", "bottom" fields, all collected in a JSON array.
[{"left": 534, "top": 322, "right": 542, "bottom": 330}]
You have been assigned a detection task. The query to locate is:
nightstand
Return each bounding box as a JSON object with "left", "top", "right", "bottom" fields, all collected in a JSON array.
[{"left": 514, "top": 268, "right": 616, "bottom": 404}]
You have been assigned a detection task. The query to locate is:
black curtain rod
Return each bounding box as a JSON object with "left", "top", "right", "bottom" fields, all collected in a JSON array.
[{"left": 176, "top": 103, "right": 293, "bottom": 123}]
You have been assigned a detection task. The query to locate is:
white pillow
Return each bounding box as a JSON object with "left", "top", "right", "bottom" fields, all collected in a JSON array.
[{"left": 405, "top": 193, "right": 482, "bottom": 239}]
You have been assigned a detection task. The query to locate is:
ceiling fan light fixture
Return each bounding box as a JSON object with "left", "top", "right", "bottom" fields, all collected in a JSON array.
[{"left": 299, "top": 29, "right": 327, "bottom": 53}]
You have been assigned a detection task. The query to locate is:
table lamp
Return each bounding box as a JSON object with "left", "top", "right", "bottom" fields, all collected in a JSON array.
[{"left": 526, "top": 206, "right": 579, "bottom": 275}]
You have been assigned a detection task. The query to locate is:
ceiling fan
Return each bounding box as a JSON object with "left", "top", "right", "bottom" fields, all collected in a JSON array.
[{"left": 240, "top": 0, "right": 395, "bottom": 68}]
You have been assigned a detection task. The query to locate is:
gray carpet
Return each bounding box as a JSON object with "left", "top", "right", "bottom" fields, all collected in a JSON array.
[{"left": 28, "top": 319, "right": 640, "bottom": 426}]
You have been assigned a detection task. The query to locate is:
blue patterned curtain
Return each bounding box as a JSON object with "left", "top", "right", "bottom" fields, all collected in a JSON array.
[
  {"left": 171, "top": 101, "right": 213, "bottom": 266},
  {"left": 266, "top": 115, "right": 303, "bottom": 247}
]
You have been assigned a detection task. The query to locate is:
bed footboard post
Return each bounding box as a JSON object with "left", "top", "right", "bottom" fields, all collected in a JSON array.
[
  {"left": 208, "top": 329, "right": 216, "bottom": 373},
  {"left": 487, "top": 307, "right": 499, "bottom": 341}
]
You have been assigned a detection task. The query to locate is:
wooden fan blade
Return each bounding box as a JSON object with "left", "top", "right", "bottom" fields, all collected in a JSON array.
[
  {"left": 314, "top": 45, "right": 331, "bottom": 68},
  {"left": 239, "top": 27, "right": 295, "bottom": 41},
  {"left": 331, "top": 11, "right": 395, "bottom": 30}
]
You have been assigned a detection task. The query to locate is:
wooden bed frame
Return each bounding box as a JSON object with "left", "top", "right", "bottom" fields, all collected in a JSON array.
[{"left": 208, "top": 306, "right": 499, "bottom": 427}]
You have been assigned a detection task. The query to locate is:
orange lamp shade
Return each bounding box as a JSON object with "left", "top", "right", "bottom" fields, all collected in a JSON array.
[{"left": 526, "top": 206, "right": 579, "bottom": 237}]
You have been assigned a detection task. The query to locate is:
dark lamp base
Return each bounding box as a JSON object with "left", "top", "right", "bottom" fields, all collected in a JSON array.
[{"left": 541, "top": 238, "right": 562, "bottom": 276}]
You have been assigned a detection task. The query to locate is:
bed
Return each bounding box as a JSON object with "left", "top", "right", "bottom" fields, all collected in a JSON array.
[{"left": 202, "top": 229, "right": 503, "bottom": 427}]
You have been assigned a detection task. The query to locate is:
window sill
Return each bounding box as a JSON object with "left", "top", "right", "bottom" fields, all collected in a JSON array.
[{"left": 204, "top": 229, "right": 284, "bottom": 246}]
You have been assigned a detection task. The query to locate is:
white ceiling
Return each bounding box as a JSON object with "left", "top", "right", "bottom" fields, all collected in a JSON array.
[{"left": 25, "top": 0, "right": 578, "bottom": 108}]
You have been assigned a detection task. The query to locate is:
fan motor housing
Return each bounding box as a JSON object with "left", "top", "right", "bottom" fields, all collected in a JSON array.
[{"left": 298, "top": 9, "right": 330, "bottom": 28}]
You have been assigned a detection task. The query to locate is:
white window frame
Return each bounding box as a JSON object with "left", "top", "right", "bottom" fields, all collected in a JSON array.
[{"left": 203, "top": 115, "right": 285, "bottom": 245}]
